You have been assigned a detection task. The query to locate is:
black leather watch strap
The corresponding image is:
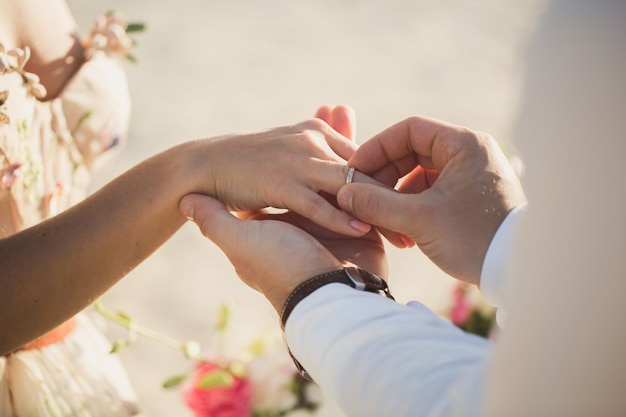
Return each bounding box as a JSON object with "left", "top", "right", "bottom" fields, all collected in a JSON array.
[
  {"left": 280, "top": 267, "right": 395, "bottom": 380},
  {"left": 280, "top": 267, "right": 394, "bottom": 330}
]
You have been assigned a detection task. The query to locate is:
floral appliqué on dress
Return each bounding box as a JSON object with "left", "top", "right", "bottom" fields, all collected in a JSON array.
[
  {"left": 0, "top": 11, "right": 138, "bottom": 235},
  {"left": 0, "top": 11, "right": 145, "bottom": 417}
]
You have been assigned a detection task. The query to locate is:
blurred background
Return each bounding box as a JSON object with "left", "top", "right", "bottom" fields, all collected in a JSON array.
[{"left": 67, "top": 0, "right": 545, "bottom": 415}]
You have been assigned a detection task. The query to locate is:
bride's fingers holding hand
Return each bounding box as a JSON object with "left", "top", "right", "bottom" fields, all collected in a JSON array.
[
  {"left": 312, "top": 107, "right": 410, "bottom": 247},
  {"left": 315, "top": 104, "right": 357, "bottom": 141},
  {"left": 396, "top": 166, "right": 440, "bottom": 194},
  {"left": 203, "top": 118, "right": 365, "bottom": 235},
  {"left": 282, "top": 181, "right": 372, "bottom": 236}
]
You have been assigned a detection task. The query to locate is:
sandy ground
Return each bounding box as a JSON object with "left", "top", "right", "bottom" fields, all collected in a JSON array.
[{"left": 66, "top": 0, "right": 544, "bottom": 415}]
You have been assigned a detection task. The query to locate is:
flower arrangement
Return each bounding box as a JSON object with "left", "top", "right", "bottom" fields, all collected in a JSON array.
[
  {"left": 82, "top": 11, "right": 145, "bottom": 61},
  {"left": 444, "top": 282, "right": 497, "bottom": 338},
  {"left": 94, "top": 282, "right": 496, "bottom": 416},
  {"left": 94, "top": 302, "right": 322, "bottom": 417}
]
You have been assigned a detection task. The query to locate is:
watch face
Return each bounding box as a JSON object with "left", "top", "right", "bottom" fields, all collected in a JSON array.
[
  {"left": 344, "top": 267, "right": 367, "bottom": 290},
  {"left": 344, "top": 267, "right": 394, "bottom": 300}
]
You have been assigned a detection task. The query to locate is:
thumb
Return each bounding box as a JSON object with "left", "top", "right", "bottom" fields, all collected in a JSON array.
[
  {"left": 337, "top": 183, "right": 423, "bottom": 236},
  {"left": 179, "top": 193, "right": 240, "bottom": 252}
]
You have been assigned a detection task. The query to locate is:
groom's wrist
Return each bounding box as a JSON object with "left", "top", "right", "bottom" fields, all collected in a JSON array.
[
  {"left": 280, "top": 267, "right": 394, "bottom": 330},
  {"left": 263, "top": 266, "right": 342, "bottom": 313},
  {"left": 279, "top": 267, "right": 395, "bottom": 381}
]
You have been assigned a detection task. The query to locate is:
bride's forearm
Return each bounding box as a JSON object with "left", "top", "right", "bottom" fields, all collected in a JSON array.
[
  {"left": 0, "top": 141, "right": 203, "bottom": 354},
  {"left": 0, "top": 119, "right": 364, "bottom": 354}
]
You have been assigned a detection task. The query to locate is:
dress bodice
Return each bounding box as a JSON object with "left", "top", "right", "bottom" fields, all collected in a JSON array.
[{"left": 0, "top": 14, "right": 132, "bottom": 236}]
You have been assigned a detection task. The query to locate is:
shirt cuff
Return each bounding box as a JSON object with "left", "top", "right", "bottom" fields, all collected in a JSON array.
[
  {"left": 480, "top": 202, "right": 527, "bottom": 308},
  {"left": 284, "top": 284, "right": 490, "bottom": 417}
]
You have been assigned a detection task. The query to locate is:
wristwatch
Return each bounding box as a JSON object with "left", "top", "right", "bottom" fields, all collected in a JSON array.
[{"left": 280, "top": 267, "right": 395, "bottom": 380}]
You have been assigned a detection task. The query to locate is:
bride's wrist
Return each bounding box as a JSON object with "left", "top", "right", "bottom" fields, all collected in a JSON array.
[{"left": 171, "top": 139, "right": 219, "bottom": 198}]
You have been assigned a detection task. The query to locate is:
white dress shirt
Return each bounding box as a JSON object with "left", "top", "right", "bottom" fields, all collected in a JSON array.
[{"left": 285, "top": 207, "right": 523, "bottom": 417}]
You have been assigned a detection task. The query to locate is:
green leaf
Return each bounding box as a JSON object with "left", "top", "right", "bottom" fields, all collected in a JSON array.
[
  {"left": 246, "top": 337, "right": 266, "bottom": 358},
  {"left": 215, "top": 303, "right": 230, "bottom": 334},
  {"left": 109, "top": 339, "right": 127, "bottom": 354},
  {"left": 458, "top": 309, "right": 496, "bottom": 338},
  {"left": 197, "top": 369, "right": 235, "bottom": 389},
  {"left": 126, "top": 22, "right": 146, "bottom": 33},
  {"left": 229, "top": 362, "right": 247, "bottom": 378},
  {"left": 125, "top": 54, "right": 138, "bottom": 64},
  {"left": 162, "top": 373, "right": 188, "bottom": 389}
]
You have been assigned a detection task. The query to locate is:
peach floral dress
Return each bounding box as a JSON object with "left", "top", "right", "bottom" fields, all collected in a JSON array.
[{"left": 0, "top": 13, "right": 141, "bottom": 416}]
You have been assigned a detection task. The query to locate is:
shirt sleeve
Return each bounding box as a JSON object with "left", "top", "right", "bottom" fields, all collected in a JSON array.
[
  {"left": 479, "top": 202, "right": 527, "bottom": 308},
  {"left": 285, "top": 284, "right": 491, "bottom": 417}
]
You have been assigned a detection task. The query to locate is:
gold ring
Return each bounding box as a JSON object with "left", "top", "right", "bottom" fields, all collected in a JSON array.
[{"left": 345, "top": 167, "right": 356, "bottom": 184}]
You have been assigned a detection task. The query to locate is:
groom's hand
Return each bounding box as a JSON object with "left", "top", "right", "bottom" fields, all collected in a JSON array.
[
  {"left": 337, "top": 116, "right": 527, "bottom": 284},
  {"left": 179, "top": 194, "right": 343, "bottom": 312},
  {"left": 180, "top": 192, "right": 389, "bottom": 312}
]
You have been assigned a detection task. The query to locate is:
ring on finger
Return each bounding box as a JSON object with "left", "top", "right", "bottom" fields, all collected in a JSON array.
[{"left": 345, "top": 166, "right": 356, "bottom": 184}]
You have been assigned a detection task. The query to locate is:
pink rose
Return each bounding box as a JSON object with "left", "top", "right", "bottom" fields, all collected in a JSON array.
[
  {"left": 183, "top": 361, "right": 253, "bottom": 417},
  {"left": 450, "top": 283, "right": 473, "bottom": 326}
]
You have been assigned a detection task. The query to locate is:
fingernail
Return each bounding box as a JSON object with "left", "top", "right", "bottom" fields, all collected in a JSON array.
[
  {"left": 350, "top": 219, "right": 371, "bottom": 233},
  {"left": 337, "top": 188, "right": 354, "bottom": 212},
  {"left": 399, "top": 233, "right": 415, "bottom": 248},
  {"left": 179, "top": 200, "right": 194, "bottom": 221}
]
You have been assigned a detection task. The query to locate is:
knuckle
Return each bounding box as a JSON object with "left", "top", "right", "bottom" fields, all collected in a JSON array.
[
  {"left": 404, "top": 115, "right": 423, "bottom": 126},
  {"left": 290, "top": 128, "right": 316, "bottom": 145},
  {"left": 322, "top": 205, "right": 346, "bottom": 226},
  {"left": 296, "top": 118, "right": 327, "bottom": 133},
  {"left": 303, "top": 194, "right": 329, "bottom": 216},
  {"left": 457, "top": 126, "right": 489, "bottom": 147}
]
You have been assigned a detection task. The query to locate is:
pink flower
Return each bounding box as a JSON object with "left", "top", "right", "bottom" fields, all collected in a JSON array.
[
  {"left": 1, "top": 162, "right": 21, "bottom": 189},
  {"left": 450, "top": 283, "right": 473, "bottom": 326},
  {"left": 182, "top": 361, "right": 253, "bottom": 417}
]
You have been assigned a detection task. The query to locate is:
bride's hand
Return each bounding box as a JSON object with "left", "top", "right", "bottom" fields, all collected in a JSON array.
[
  {"left": 185, "top": 115, "right": 372, "bottom": 237},
  {"left": 179, "top": 105, "right": 387, "bottom": 311}
]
